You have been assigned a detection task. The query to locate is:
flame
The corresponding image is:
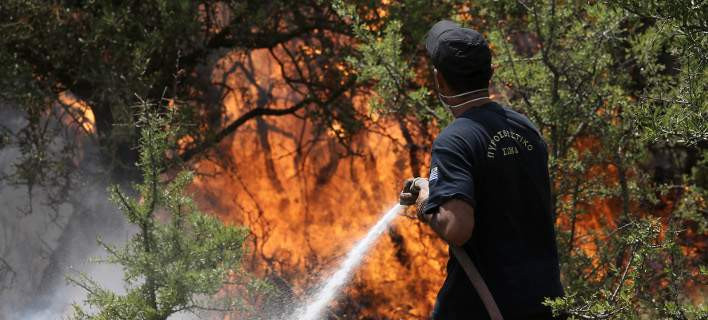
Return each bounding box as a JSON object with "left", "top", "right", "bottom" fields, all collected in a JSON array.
[
  {"left": 57, "top": 91, "right": 96, "bottom": 134},
  {"left": 188, "top": 47, "right": 445, "bottom": 318},
  {"left": 179, "top": 22, "right": 705, "bottom": 318}
]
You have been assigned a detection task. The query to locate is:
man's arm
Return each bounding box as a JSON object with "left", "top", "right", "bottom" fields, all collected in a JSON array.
[
  {"left": 419, "top": 197, "right": 475, "bottom": 247},
  {"left": 402, "top": 178, "right": 475, "bottom": 246}
]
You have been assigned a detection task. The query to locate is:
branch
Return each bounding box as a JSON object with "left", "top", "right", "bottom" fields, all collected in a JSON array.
[
  {"left": 114, "top": 188, "right": 138, "bottom": 219},
  {"left": 610, "top": 242, "right": 639, "bottom": 302},
  {"left": 179, "top": 77, "right": 356, "bottom": 163},
  {"left": 498, "top": 27, "right": 540, "bottom": 123}
]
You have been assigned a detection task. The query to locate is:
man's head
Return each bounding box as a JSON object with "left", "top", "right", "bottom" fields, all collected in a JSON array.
[{"left": 425, "top": 20, "right": 492, "bottom": 95}]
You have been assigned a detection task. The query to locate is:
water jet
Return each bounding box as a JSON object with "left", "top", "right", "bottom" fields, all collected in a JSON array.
[{"left": 289, "top": 204, "right": 404, "bottom": 320}]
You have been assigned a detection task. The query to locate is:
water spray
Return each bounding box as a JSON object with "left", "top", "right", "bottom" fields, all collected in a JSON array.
[{"left": 289, "top": 204, "right": 404, "bottom": 320}]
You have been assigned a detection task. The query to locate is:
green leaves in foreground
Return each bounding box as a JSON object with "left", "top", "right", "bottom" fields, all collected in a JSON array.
[{"left": 69, "top": 103, "right": 269, "bottom": 320}]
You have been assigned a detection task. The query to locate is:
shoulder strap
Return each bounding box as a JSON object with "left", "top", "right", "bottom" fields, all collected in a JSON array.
[{"left": 450, "top": 245, "right": 504, "bottom": 320}]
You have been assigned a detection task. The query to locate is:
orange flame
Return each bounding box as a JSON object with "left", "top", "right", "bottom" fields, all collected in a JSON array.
[
  {"left": 58, "top": 91, "right": 96, "bottom": 134},
  {"left": 187, "top": 47, "right": 446, "bottom": 318},
  {"left": 183, "top": 34, "right": 705, "bottom": 318}
]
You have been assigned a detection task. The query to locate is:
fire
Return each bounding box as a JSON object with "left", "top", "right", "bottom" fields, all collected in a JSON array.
[
  {"left": 57, "top": 91, "right": 96, "bottom": 134},
  {"left": 189, "top": 47, "right": 446, "bottom": 318},
  {"left": 177, "top": 17, "right": 703, "bottom": 318},
  {"left": 184, "top": 43, "right": 646, "bottom": 318}
]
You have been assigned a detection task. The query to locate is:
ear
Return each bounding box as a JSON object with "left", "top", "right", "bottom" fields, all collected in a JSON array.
[{"left": 435, "top": 69, "right": 454, "bottom": 95}]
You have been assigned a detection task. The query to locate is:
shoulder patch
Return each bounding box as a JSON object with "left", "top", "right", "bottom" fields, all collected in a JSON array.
[{"left": 429, "top": 167, "right": 439, "bottom": 181}]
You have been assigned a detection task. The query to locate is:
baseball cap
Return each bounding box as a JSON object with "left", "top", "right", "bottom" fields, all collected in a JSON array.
[{"left": 425, "top": 20, "right": 492, "bottom": 82}]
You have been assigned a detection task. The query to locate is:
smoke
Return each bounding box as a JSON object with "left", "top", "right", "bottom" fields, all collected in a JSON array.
[{"left": 0, "top": 106, "right": 131, "bottom": 319}]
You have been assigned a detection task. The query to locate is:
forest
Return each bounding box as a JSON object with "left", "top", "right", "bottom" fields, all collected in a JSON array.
[{"left": 0, "top": 0, "right": 705, "bottom": 319}]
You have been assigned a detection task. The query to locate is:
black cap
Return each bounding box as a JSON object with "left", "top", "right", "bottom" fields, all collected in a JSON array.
[{"left": 425, "top": 20, "right": 492, "bottom": 82}]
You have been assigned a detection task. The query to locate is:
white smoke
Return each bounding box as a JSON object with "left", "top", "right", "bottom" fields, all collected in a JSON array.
[{"left": 0, "top": 106, "right": 132, "bottom": 319}]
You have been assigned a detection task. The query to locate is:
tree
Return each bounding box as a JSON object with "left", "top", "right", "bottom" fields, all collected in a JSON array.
[
  {"left": 1, "top": 0, "right": 704, "bottom": 318},
  {"left": 476, "top": 2, "right": 706, "bottom": 317},
  {"left": 0, "top": 1, "right": 357, "bottom": 310},
  {"left": 0, "top": 0, "right": 357, "bottom": 182},
  {"left": 610, "top": 0, "right": 707, "bottom": 146},
  {"left": 336, "top": 0, "right": 706, "bottom": 318},
  {"left": 69, "top": 103, "right": 269, "bottom": 319}
]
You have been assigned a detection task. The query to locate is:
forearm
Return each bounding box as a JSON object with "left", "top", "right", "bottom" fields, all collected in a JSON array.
[
  {"left": 417, "top": 197, "right": 473, "bottom": 246},
  {"left": 427, "top": 213, "right": 453, "bottom": 243},
  {"left": 401, "top": 178, "right": 473, "bottom": 245},
  {"left": 416, "top": 198, "right": 453, "bottom": 243}
]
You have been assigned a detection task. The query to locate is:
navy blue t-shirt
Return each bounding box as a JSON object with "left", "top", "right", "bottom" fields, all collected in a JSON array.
[{"left": 423, "top": 102, "right": 563, "bottom": 319}]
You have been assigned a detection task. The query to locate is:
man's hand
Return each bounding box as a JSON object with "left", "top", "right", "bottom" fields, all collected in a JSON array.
[
  {"left": 399, "top": 177, "right": 429, "bottom": 206},
  {"left": 400, "top": 177, "right": 431, "bottom": 224},
  {"left": 400, "top": 178, "right": 475, "bottom": 245}
]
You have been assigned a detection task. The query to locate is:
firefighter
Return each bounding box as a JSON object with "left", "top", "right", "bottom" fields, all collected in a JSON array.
[{"left": 400, "top": 20, "right": 564, "bottom": 320}]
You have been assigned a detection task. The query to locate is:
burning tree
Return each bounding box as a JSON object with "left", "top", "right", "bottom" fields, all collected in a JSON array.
[
  {"left": 0, "top": 0, "right": 705, "bottom": 319},
  {"left": 68, "top": 104, "right": 269, "bottom": 319}
]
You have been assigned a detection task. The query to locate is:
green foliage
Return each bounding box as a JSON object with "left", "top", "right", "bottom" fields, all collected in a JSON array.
[
  {"left": 1, "top": 0, "right": 704, "bottom": 318},
  {"left": 0, "top": 0, "right": 204, "bottom": 185},
  {"left": 482, "top": 1, "right": 706, "bottom": 318},
  {"left": 611, "top": 0, "right": 707, "bottom": 146},
  {"left": 338, "top": 0, "right": 706, "bottom": 318},
  {"left": 68, "top": 103, "right": 269, "bottom": 320},
  {"left": 1, "top": 0, "right": 201, "bottom": 122},
  {"left": 331, "top": 0, "right": 451, "bottom": 123},
  {"left": 0, "top": 0, "right": 359, "bottom": 181}
]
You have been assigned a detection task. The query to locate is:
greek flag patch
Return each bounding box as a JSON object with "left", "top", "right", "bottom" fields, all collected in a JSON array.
[{"left": 429, "top": 166, "right": 439, "bottom": 181}]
